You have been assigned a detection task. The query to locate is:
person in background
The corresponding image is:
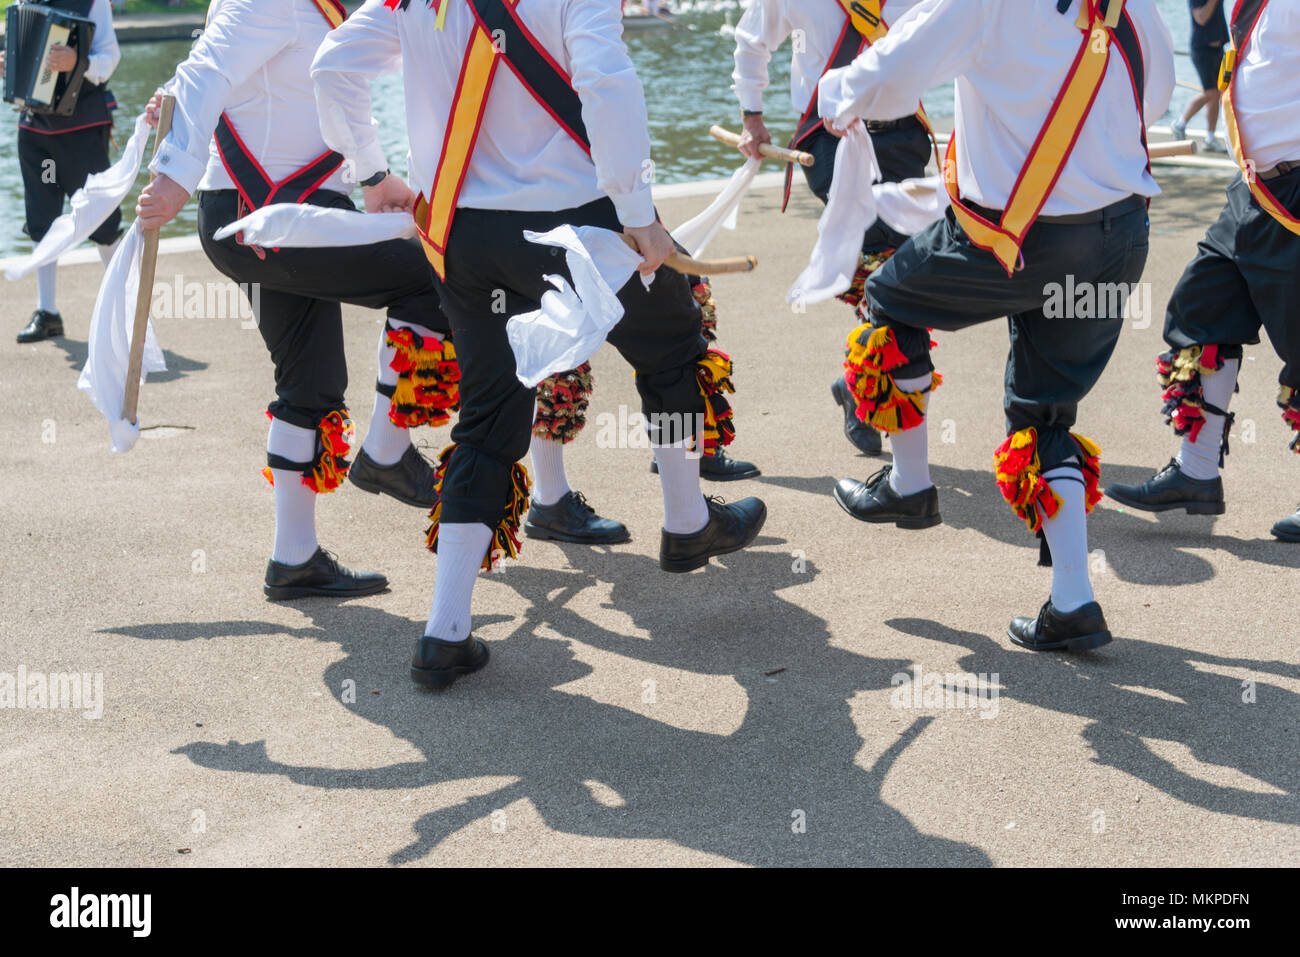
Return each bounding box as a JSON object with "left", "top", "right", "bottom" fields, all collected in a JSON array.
[
  {"left": 7, "top": 0, "right": 122, "bottom": 344},
  {"left": 1172, "top": 0, "right": 1229, "bottom": 153}
]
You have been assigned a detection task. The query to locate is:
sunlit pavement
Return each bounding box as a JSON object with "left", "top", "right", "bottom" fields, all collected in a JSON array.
[{"left": 2, "top": 173, "right": 1296, "bottom": 867}]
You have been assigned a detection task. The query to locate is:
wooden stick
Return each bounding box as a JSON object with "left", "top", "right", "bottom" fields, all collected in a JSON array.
[
  {"left": 1148, "top": 139, "right": 1197, "bottom": 158},
  {"left": 710, "top": 125, "right": 815, "bottom": 167},
  {"left": 620, "top": 234, "right": 757, "bottom": 275},
  {"left": 122, "top": 95, "right": 175, "bottom": 426}
]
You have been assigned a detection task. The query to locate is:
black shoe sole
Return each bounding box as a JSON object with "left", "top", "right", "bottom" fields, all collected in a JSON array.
[
  {"left": 523, "top": 521, "right": 631, "bottom": 545},
  {"left": 411, "top": 643, "right": 490, "bottom": 689},
  {"left": 263, "top": 580, "right": 390, "bottom": 601},
  {"left": 659, "top": 503, "right": 768, "bottom": 573},
  {"left": 832, "top": 484, "right": 941, "bottom": 529},
  {"left": 1271, "top": 524, "right": 1300, "bottom": 543},
  {"left": 1104, "top": 487, "right": 1225, "bottom": 515},
  {"left": 1007, "top": 626, "right": 1113, "bottom": 653},
  {"left": 16, "top": 331, "right": 63, "bottom": 343},
  {"left": 832, "top": 380, "right": 883, "bottom": 456},
  {"left": 349, "top": 471, "right": 438, "bottom": 509}
]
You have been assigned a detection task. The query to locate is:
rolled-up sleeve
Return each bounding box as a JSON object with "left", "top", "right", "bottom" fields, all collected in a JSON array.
[
  {"left": 731, "top": 0, "right": 788, "bottom": 114},
  {"left": 311, "top": 0, "right": 401, "bottom": 184},
  {"left": 564, "top": 0, "right": 655, "bottom": 227},
  {"left": 149, "top": 0, "right": 291, "bottom": 194},
  {"left": 83, "top": 0, "right": 120, "bottom": 86},
  {"left": 818, "top": 0, "right": 983, "bottom": 125}
]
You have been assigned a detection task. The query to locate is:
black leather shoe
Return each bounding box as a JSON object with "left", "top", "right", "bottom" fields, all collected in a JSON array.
[
  {"left": 659, "top": 496, "right": 767, "bottom": 572},
  {"left": 524, "top": 490, "right": 630, "bottom": 544},
  {"left": 263, "top": 547, "right": 388, "bottom": 600},
  {"left": 831, "top": 376, "right": 883, "bottom": 456},
  {"left": 1271, "top": 506, "right": 1300, "bottom": 543},
  {"left": 833, "top": 466, "right": 940, "bottom": 529},
  {"left": 1105, "top": 459, "right": 1225, "bottom": 515},
  {"left": 349, "top": 445, "right": 439, "bottom": 508},
  {"left": 1008, "top": 600, "right": 1112, "bottom": 652},
  {"left": 649, "top": 450, "right": 761, "bottom": 482},
  {"left": 411, "top": 635, "right": 490, "bottom": 689},
  {"left": 16, "top": 309, "right": 63, "bottom": 343}
]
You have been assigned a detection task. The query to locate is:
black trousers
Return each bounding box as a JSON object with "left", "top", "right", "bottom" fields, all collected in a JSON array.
[
  {"left": 197, "top": 188, "right": 445, "bottom": 431},
  {"left": 865, "top": 198, "right": 1150, "bottom": 470},
  {"left": 1164, "top": 170, "right": 1300, "bottom": 392},
  {"left": 800, "top": 120, "right": 933, "bottom": 254},
  {"left": 434, "top": 198, "right": 708, "bottom": 527},
  {"left": 19, "top": 124, "right": 122, "bottom": 245}
]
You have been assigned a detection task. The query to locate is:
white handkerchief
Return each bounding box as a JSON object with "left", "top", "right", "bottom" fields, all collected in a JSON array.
[
  {"left": 6, "top": 112, "right": 153, "bottom": 280},
  {"left": 787, "top": 124, "right": 880, "bottom": 305},
  {"left": 78, "top": 220, "right": 168, "bottom": 454},
  {"left": 213, "top": 204, "right": 415, "bottom": 248},
  {"left": 875, "top": 175, "right": 946, "bottom": 236},
  {"left": 671, "top": 158, "right": 762, "bottom": 258},
  {"left": 506, "top": 225, "right": 647, "bottom": 388}
]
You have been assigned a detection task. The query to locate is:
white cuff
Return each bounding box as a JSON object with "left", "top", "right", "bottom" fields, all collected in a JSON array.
[
  {"left": 734, "top": 86, "right": 764, "bottom": 115},
  {"left": 610, "top": 186, "right": 656, "bottom": 229},
  {"left": 149, "top": 140, "right": 206, "bottom": 195},
  {"left": 353, "top": 142, "right": 390, "bottom": 186}
]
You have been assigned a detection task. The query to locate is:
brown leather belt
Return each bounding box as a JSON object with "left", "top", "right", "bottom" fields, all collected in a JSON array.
[{"left": 1257, "top": 160, "right": 1300, "bottom": 181}]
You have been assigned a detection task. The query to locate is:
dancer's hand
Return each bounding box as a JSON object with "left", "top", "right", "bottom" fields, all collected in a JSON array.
[
  {"left": 823, "top": 116, "right": 861, "bottom": 138},
  {"left": 46, "top": 45, "right": 76, "bottom": 73},
  {"left": 137, "top": 173, "right": 189, "bottom": 230},
  {"left": 145, "top": 90, "right": 166, "bottom": 128},
  {"left": 624, "top": 222, "right": 674, "bottom": 277},
  {"left": 363, "top": 173, "right": 415, "bottom": 214},
  {"left": 737, "top": 113, "right": 771, "bottom": 159}
]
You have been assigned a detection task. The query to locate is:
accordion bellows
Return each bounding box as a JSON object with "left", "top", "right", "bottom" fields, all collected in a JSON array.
[{"left": 3, "top": 1, "right": 95, "bottom": 117}]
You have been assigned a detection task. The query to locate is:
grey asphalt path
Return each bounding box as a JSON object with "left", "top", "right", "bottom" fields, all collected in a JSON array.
[{"left": 1, "top": 171, "right": 1296, "bottom": 867}]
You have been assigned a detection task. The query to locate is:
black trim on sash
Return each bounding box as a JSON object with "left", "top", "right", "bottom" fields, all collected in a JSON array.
[
  {"left": 214, "top": 115, "right": 344, "bottom": 211},
  {"left": 781, "top": 20, "right": 866, "bottom": 211},
  {"left": 1112, "top": 7, "right": 1146, "bottom": 114},
  {"left": 464, "top": 0, "right": 590, "bottom": 151},
  {"left": 1230, "top": 0, "right": 1266, "bottom": 50}
]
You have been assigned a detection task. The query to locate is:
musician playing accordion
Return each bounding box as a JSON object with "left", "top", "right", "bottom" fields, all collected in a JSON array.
[{"left": 3, "top": 0, "right": 121, "bottom": 343}]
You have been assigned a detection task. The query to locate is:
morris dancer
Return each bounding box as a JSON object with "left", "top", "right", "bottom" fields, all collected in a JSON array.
[
  {"left": 7, "top": 0, "right": 122, "bottom": 343},
  {"left": 1106, "top": 0, "right": 1300, "bottom": 543},
  {"left": 823, "top": 0, "right": 1173, "bottom": 650},
  {"left": 135, "top": 0, "right": 456, "bottom": 599},
  {"left": 732, "top": 0, "right": 930, "bottom": 455},
  {"left": 313, "top": 0, "right": 767, "bottom": 689}
]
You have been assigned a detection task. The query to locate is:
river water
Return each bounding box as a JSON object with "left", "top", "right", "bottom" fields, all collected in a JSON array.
[{"left": 0, "top": 0, "right": 1208, "bottom": 258}]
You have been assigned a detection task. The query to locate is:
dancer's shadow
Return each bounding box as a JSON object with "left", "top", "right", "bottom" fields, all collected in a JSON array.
[
  {"left": 887, "top": 617, "right": 1299, "bottom": 826},
  {"left": 52, "top": 336, "right": 207, "bottom": 384},
  {"left": 121, "top": 543, "right": 990, "bottom": 866}
]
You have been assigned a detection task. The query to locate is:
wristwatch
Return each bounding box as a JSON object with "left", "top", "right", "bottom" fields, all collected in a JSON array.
[
  {"left": 360, "top": 168, "right": 390, "bottom": 188},
  {"left": 742, "top": 110, "right": 763, "bottom": 118}
]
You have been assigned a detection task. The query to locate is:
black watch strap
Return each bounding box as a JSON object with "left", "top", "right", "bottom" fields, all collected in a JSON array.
[{"left": 360, "top": 168, "right": 390, "bottom": 188}]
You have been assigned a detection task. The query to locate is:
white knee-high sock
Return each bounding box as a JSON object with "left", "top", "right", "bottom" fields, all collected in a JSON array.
[
  {"left": 887, "top": 373, "right": 933, "bottom": 496},
  {"left": 653, "top": 442, "right": 709, "bottom": 534},
  {"left": 267, "top": 418, "right": 319, "bottom": 565},
  {"left": 36, "top": 263, "right": 58, "bottom": 314},
  {"left": 97, "top": 236, "right": 121, "bottom": 267},
  {"left": 425, "top": 522, "right": 493, "bottom": 642},
  {"left": 362, "top": 320, "right": 438, "bottom": 466},
  {"left": 1177, "top": 358, "right": 1239, "bottom": 481},
  {"left": 529, "top": 432, "right": 571, "bottom": 506},
  {"left": 1042, "top": 466, "right": 1094, "bottom": 613}
]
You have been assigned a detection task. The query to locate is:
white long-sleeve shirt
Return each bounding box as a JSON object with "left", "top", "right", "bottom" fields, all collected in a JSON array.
[
  {"left": 150, "top": 0, "right": 357, "bottom": 197},
  {"left": 311, "top": 0, "right": 655, "bottom": 228},
  {"left": 83, "top": 0, "right": 120, "bottom": 86},
  {"left": 818, "top": 0, "right": 1174, "bottom": 217},
  {"left": 731, "top": 0, "right": 923, "bottom": 117},
  {"left": 1234, "top": 0, "right": 1300, "bottom": 170}
]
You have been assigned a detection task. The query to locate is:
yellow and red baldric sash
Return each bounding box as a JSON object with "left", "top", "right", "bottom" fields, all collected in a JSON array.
[
  {"left": 394, "top": 0, "right": 592, "bottom": 278},
  {"left": 944, "top": 0, "right": 1147, "bottom": 276},
  {"left": 1218, "top": 0, "right": 1300, "bottom": 235},
  {"left": 210, "top": 0, "right": 348, "bottom": 213},
  {"left": 782, "top": 0, "right": 936, "bottom": 211}
]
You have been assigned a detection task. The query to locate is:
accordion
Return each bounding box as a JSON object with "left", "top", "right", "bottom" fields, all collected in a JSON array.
[{"left": 3, "top": 1, "right": 96, "bottom": 117}]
